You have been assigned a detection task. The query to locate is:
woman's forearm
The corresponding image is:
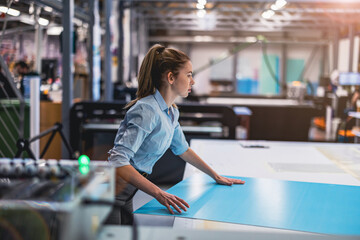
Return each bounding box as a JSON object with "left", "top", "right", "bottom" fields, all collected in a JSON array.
[
  {"left": 179, "top": 148, "right": 220, "bottom": 180},
  {"left": 115, "top": 164, "right": 190, "bottom": 213},
  {"left": 115, "top": 165, "right": 161, "bottom": 197}
]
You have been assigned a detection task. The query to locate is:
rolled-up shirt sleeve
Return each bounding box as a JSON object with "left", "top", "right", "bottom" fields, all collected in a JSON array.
[
  {"left": 108, "top": 103, "right": 156, "bottom": 168},
  {"left": 169, "top": 122, "right": 189, "bottom": 155}
]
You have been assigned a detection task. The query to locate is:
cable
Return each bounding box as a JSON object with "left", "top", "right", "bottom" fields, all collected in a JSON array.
[
  {"left": 296, "top": 46, "right": 319, "bottom": 83},
  {"left": 193, "top": 41, "right": 259, "bottom": 77},
  {"left": 261, "top": 40, "right": 280, "bottom": 88},
  {"left": 82, "top": 198, "right": 138, "bottom": 240},
  {"left": 305, "top": 78, "right": 315, "bottom": 96},
  {"left": 296, "top": 46, "right": 319, "bottom": 97}
]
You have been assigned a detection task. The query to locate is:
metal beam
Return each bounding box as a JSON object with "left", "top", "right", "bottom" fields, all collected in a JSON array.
[
  {"left": 34, "top": 0, "right": 90, "bottom": 23},
  {"left": 139, "top": 12, "right": 348, "bottom": 23},
  {"left": 332, "top": 28, "right": 339, "bottom": 71},
  {"left": 149, "top": 35, "right": 329, "bottom": 45},
  {"left": 280, "top": 41, "right": 287, "bottom": 95},
  {"left": 146, "top": 23, "right": 336, "bottom": 32},
  {"left": 348, "top": 24, "right": 355, "bottom": 72},
  {"left": 88, "top": 0, "right": 94, "bottom": 100},
  {"left": 0, "top": 26, "right": 35, "bottom": 36},
  {"left": 61, "top": 0, "right": 74, "bottom": 159},
  {"left": 123, "top": 0, "right": 360, "bottom": 3},
  {"left": 133, "top": 6, "right": 360, "bottom": 14},
  {"left": 146, "top": 19, "right": 344, "bottom": 29},
  {"left": 117, "top": 0, "right": 124, "bottom": 85},
  {"left": 104, "top": 0, "right": 113, "bottom": 101}
]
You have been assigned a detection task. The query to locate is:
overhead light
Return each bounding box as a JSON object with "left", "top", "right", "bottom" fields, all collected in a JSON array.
[
  {"left": 194, "top": 35, "right": 213, "bottom": 42},
  {"left": 44, "top": 6, "right": 53, "bottom": 12},
  {"left": 262, "top": 10, "right": 275, "bottom": 19},
  {"left": 29, "top": 3, "right": 34, "bottom": 14},
  {"left": 270, "top": 4, "right": 278, "bottom": 11},
  {"left": 271, "top": 0, "right": 287, "bottom": 10},
  {"left": 47, "top": 26, "right": 63, "bottom": 35},
  {"left": 38, "top": 17, "right": 49, "bottom": 26},
  {"left": 197, "top": 9, "right": 206, "bottom": 18},
  {"left": 19, "top": 15, "right": 35, "bottom": 25},
  {"left": 0, "top": 6, "right": 20, "bottom": 17},
  {"left": 73, "top": 18, "right": 83, "bottom": 26},
  {"left": 245, "top": 36, "right": 258, "bottom": 43},
  {"left": 196, "top": 3, "right": 205, "bottom": 10},
  {"left": 198, "top": 0, "right": 207, "bottom": 5}
]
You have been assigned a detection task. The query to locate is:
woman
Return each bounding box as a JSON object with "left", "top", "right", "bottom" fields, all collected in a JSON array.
[{"left": 107, "top": 44, "right": 245, "bottom": 225}]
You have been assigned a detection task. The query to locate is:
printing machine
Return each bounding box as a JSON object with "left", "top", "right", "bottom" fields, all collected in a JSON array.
[{"left": 0, "top": 158, "right": 115, "bottom": 240}]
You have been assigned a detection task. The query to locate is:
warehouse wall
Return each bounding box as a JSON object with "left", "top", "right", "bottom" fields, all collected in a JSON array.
[
  {"left": 338, "top": 36, "right": 360, "bottom": 72},
  {"left": 172, "top": 41, "right": 324, "bottom": 95}
]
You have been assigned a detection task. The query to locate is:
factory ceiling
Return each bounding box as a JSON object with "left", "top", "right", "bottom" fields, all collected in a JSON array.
[
  {"left": 124, "top": 0, "right": 360, "bottom": 42},
  {"left": 0, "top": 0, "right": 90, "bottom": 37},
  {"left": 0, "top": 0, "right": 359, "bottom": 42}
]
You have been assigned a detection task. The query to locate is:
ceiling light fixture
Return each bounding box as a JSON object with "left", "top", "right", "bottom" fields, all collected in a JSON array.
[
  {"left": 197, "top": 0, "right": 207, "bottom": 5},
  {"left": 47, "top": 26, "right": 63, "bottom": 35},
  {"left": 29, "top": 3, "right": 34, "bottom": 14},
  {"left": 0, "top": 6, "right": 20, "bottom": 16},
  {"left": 197, "top": 9, "right": 206, "bottom": 18},
  {"left": 261, "top": 10, "right": 275, "bottom": 19},
  {"left": 73, "top": 18, "right": 83, "bottom": 26},
  {"left": 44, "top": 6, "right": 53, "bottom": 12},
  {"left": 196, "top": 3, "right": 205, "bottom": 10},
  {"left": 271, "top": 0, "right": 287, "bottom": 10},
  {"left": 38, "top": 17, "right": 49, "bottom": 26},
  {"left": 245, "top": 36, "right": 258, "bottom": 43}
]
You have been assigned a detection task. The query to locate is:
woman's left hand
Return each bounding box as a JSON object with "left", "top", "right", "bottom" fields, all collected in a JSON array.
[{"left": 214, "top": 175, "right": 245, "bottom": 186}]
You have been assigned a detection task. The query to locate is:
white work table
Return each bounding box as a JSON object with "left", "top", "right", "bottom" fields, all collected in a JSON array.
[
  {"left": 99, "top": 139, "right": 360, "bottom": 240},
  {"left": 174, "top": 139, "right": 360, "bottom": 235}
]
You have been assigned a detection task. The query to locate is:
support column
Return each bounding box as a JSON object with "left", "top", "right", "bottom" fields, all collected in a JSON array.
[
  {"left": 332, "top": 28, "right": 339, "bottom": 71},
  {"left": 61, "top": 0, "right": 74, "bottom": 159},
  {"left": 138, "top": 13, "right": 148, "bottom": 69},
  {"left": 232, "top": 44, "right": 237, "bottom": 93},
  {"left": 320, "top": 44, "right": 328, "bottom": 77},
  {"left": 129, "top": 6, "right": 136, "bottom": 83},
  {"left": 104, "top": 0, "right": 113, "bottom": 101},
  {"left": 117, "top": 1, "right": 124, "bottom": 85},
  {"left": 88, "top": 0, "right": 94, "bottom": 100},
  {"left": 92, "top": 0, "right": 101, "bottom": 101},
  {"left": 349, "top": 24, "right": 355, "bottom": 72},
  {"left": 31, "top": 20, "right": 43, "bottom": 158},
  {"left": 280, "top": 43, "right": 287, "bottom": 95}
]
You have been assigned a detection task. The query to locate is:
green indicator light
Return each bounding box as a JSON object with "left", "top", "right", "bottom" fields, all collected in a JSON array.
[
  {"left": 79, "top": 165, "right": 90, "bottom": 175},
  {"left": 78, "top": 155, "right": 90, "bottom": 165}
]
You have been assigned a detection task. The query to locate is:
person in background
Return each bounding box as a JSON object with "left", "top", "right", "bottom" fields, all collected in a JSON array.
[
  {"left": 350, "top": 86, "right": 360, "bottom": 112},
  {"left": 0, "top": 65, "right": 17, "bottom": 99},
  {"left": 14, "top": 61, "right": 30, "bottom": 96},
  {"left": 14, "top": 61, "right": 39, "bottom": 97},
  {"left": 106, "top": 44, "right": 245, "bottom": 225}
]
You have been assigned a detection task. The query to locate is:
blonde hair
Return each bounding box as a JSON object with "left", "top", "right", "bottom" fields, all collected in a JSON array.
[{"left": 125, "top": 44, "right": 190, "bottom": 109}]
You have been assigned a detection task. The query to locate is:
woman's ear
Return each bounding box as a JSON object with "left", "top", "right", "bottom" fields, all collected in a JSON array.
[{"left": 167, "top": 72, "right": 175, "bottom": 85}]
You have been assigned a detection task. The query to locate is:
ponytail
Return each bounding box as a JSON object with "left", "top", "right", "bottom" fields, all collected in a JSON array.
[{"left": 125, "top": 44, "right": 190, "bottom": 109}]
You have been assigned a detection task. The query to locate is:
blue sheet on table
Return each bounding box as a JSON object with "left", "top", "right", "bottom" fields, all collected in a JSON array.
[{"left": 135, "top": 174, "right": 360, "bottom": 235}]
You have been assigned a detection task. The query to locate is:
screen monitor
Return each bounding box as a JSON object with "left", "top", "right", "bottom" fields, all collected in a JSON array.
[{"left": 338, "top": 72, "right": 360, "bottom": 86}]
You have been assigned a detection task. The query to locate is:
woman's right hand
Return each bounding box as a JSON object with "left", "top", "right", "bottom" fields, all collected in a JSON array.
[{"left": 155, "top": 190, "right": 190, "bottom": 214}]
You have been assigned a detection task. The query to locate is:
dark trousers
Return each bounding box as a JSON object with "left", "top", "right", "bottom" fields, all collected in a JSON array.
[{"left": 104, "top": 183, "right": 138, "bottom": 225}]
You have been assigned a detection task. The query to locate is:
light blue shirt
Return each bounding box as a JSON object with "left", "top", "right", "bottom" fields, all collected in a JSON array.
[{"left": 108, "top": 90, "right": 189, "bottom": 174}]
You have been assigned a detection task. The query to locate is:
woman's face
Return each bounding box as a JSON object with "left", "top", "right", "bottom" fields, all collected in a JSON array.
[{"left": 172, "top": 61, "right": 195, "bottom": 98}]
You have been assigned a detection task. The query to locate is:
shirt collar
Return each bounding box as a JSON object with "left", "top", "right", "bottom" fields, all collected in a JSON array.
[{"left": 154, "top": 89, "right": 169, "bottom": 111}]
